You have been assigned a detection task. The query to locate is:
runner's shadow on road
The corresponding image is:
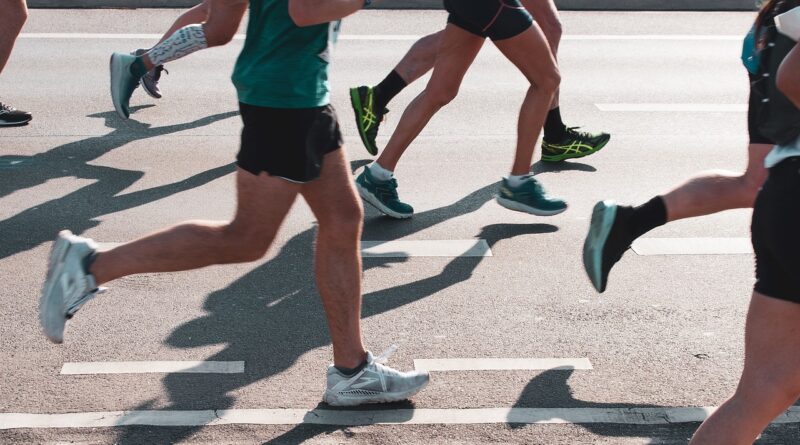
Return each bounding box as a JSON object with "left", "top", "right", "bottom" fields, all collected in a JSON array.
[
  {"left": 0, "top": 109, "right": 238, "bottom": 260},
  {"left": 113, "top": 179, "right": 557, "bottom": 444},
  {"left": 532, "top": 160, "right": 597, "bottom": 174}
]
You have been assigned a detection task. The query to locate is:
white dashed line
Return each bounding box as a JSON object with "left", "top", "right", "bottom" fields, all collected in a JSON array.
[
  {"left": 632, "top": 238, "right": 752, "bottom": 255},
  {"left": 596, "top": 103, "right": 747, "bottom": 112},
  {"left": 60, "top": 361, "right": 245, "bottom": 375},
  {"left": 414, "top": 358, "right": 593, "bottom": 372}
]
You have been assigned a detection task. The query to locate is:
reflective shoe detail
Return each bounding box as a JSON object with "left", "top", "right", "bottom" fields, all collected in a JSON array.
[
  {"left": 132, "top": 48, "right": 166, "bottom": 99},
  {"left": 355, "top": 167, "right": 413, "bottom": 219},
  {"left": 583, "top": 200, "right": 631, "bottom": 293},
  {"left": 323, "top": 348, "right": 430, "bottom": 406},
  {"left": 541, "top": 127, "right": 611, "bottom": 162},
  {"left": 496, "top": 176, "right": 567, "bottom": 216},
  {"left": 109, "top": 52, "right": 142, "bottom": 119},
  {"left": 0, "top": 102, "right": 32, "bottom": 126},
  {"left": 40, "top": 230, "right": 102, "bottom": 344},
  {"left": 350, "top": 86, "right": 386, "bottom": 156}
]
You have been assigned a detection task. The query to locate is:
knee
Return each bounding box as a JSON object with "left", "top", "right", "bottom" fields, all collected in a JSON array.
[
  {"left": 222, "top": 225, "right": 275, "bottom": 262},
  {"left": 537, "top": 66, "right": 561, "bottom": 94},
  {"left": 542, "top": 18, "right": 563, "bottom": 46},
  {"left": 426, "top": 84, "right": 459, "bottom": 108},
  {"left": 318, "top": 202, "right": 364, "bottom": 241},
  {"left": 736, "top": 378, "right": 800, "bottom": 411}
]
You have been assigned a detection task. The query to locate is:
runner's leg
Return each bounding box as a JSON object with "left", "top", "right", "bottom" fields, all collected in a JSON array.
[
  {"left": 89, "top": 168, "right": 299, "bottom": 285},
  {"left": 301, "top": 149, "right": 367, "bottom": 368}
]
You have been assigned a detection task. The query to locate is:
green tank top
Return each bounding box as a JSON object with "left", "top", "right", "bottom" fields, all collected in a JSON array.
[{"left": 232, "top": 0, "right": 339, "bottom": 108}]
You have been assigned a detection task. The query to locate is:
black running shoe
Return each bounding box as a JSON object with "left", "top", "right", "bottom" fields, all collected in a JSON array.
[
  {"left": 583, "top": 201, "right": 635, "bottom": 293},
  {"left": 0, "top": 102, "right": 32, "bottom": 126},
  {"left": 542, "top": 127, "right": 610, "bottom": 162},
  {"left": 350, "top": 85, "right": 387, "bottom": 156}
]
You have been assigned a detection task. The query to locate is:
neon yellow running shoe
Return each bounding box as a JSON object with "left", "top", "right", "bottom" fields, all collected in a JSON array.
[
  {"left": 350, "top": 86, "right": 387, "bottom": 156},
  {"left": 541, "top": 127, "right": 611, "bottom": 162}
]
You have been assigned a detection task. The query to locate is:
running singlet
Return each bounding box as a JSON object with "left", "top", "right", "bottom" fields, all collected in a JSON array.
[{"left": 232, "top": 0, "right": 338, "bottom": 108}]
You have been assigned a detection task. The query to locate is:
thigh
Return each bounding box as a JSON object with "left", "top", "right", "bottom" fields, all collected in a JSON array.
[
  {"left": 230, "top": 167, "right": 301, "bottom": 237},
  {"left": 427, "top": 23, "right": 485, "bottom": 96},
  {"left": 520, "top": 0, "right": 561, "bottom": 53},
  {"left": 300, "top": 149, "right": 362, "bottom": 225},
  {"left": 492, "top": 22, "right": 557, "bottom": 85}
]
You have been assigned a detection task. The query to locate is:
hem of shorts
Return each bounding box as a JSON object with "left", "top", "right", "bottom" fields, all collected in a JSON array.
[
  {"left": 237, "top": 96, "right": 330, "bottom": 110},
  {"left": 754, "top": 285, "right": 800, "bottom": 305},
  {"left": 489, "top": 22, "right": 533, "bottom": 42}
]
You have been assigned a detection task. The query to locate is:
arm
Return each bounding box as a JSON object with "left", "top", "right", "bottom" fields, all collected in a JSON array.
[
  {"left": 288, "top": 0, "right": 364, "bottom": 27},
  {"left": 777, "top": 43, "right": 800, "bottom": 108}
]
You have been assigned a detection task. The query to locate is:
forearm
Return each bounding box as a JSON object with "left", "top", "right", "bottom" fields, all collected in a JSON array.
[
  {"left": 288, "top": 0, "right": 364, "bottom": 27},
  {"left": 777, "top": 43, "right": 800, "bottom": 107}
]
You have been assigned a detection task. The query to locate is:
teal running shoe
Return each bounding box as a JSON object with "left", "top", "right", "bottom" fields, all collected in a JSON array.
[
  {"left": 583, "top": 200, "right": 632, "bottom": 293},
  {"left": 496, "top": 176, "right": 567, "bottom": 216},
  {"left": 109, "top": 52, "right": 143, "bottom": 119},
  {"left": 355, "top": 167, "right": 413, "bottom": 219}
]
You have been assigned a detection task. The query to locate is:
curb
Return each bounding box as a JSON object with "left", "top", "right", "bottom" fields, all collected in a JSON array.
[{"left": 27, "top": 0, "right": 758, "bottom": 10}]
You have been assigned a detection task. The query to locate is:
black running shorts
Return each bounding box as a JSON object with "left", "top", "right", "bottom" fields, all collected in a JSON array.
[
  {"left": 237, "top": 103, "right": 343, "bottom": 183},
  {"left": 751, "top": 156, "right": 800, "bottom": 303},
  {"left": 443, "top": 0, "right": 533, "bottom": 41}
]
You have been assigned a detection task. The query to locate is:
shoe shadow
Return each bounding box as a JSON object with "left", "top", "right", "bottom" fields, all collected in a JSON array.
[
  {"left": 532, "top": 160, "right": 597, "bottom": 174},
  {"left": 112, "top": 184, "right": 557, "bottom": 444},
  {"left": 0, "top": 109, "right": 239, "bottom": 260}
]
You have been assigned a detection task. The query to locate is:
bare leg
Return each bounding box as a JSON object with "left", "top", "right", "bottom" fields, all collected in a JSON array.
[
  {"left": 376, "top": 24, "right": 484, "bottom": 171},
  {"left": 662, "top": 143, "right": 772, "bottom": 222},
  {"left": 493, "top": 24, "right": 561, "bottom": 175},
  {"left": 0, "top": 0, "right": 27, "bottom": 75},
  {"left": 301, "top": 149, "right": 367, "bottom": 369},
  {"left": 152, "top": 0, "right": 212, "bottom": 47},
  {"left": 393, "top": 31, "right": 442, "bottom": 84},
  {"left": 522, "top": 0, "right": 562, "bottom": 108},
  {"left": 90, "top": 168, "right": 299, "bottom": 285},
  {"left": 690, "top": 292, "right": 800, "bottom": 444}
]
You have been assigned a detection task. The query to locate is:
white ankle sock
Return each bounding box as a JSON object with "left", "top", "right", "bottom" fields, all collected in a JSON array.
[
  {"left": 147, "top": 24, "right": 208, "bottom": 67},
  {"left": 368, "top": 162, "right": 394, "bottom": 181},
  {"left": 506, "top": 174, "right": 531, "bottom": 188}
]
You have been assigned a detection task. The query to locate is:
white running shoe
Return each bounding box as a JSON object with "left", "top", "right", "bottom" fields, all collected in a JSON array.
[
  {"left": 40, "top": 230, "right": 103, "bottom": 344},
  {"left": 323, "top": 347, "right": 430, "bottom": 406}
]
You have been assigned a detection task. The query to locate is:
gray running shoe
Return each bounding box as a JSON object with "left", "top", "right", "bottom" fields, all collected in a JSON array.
[
  {"left": 40, "top": 230, "right": 103, "bottom": 343},
  {"left": 323, "top": 348, "right": 429, "bottom": 406},
  {"left": 132, "top": 49, "right": 166, "bottom": 99},
  {"left": 496, "top": 175, "right": 567, "bottom": 216}
]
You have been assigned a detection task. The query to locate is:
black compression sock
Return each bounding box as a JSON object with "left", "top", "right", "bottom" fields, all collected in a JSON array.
[
  {"left": 373, "top": 70, "right": 407, "bottom": 112},
  {"left": 334, "top": 358, "right": 368, "bottom": 376},
  {"left": 544, "top": 107, "right": 567, "bottom": 141},
  {"left": 628, "top": 196, "right": 667, "bottom": 240}
]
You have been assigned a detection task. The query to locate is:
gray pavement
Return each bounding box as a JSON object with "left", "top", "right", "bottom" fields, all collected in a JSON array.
[{"left": 1, "top": 8, "right": 799, "bottom": 445}]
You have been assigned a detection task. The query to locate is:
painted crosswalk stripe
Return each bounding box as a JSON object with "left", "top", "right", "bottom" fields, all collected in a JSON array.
[
  {"left": 99, "top": 240, "right": 492, "bottom": 258},
  {"left": 2, "top": 406, "right": 799, "bottom": 429},
  {"left": 632, "top": 238, "right": 752, "bottom": 255},
  {"left": 596, "top": 103, "right": 747, "bottom": 112},
  {"left": 60, "top": 361, "right": 245, "bottom": 375},
  {"left": 19, "top": 33, "right": 742, "bottom": 41},
  {"left": 361, "top": 240, "right": 491, "bottom": 258},
  {"left": 414, "top": 358, "right": 593, "bottom": 372}
]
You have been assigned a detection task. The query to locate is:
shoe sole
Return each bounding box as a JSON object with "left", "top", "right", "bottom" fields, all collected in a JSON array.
[
  {"left": 495, "top": 195, "right": 567, "bottom": 216},
  {"left": 0, "top": 117, "right": 32, "bottom": 126},
  {"left": 583, "top": 200, "right": 617, "bottom": 293},
  {"left": 40, "top": 230, "right": 73, "bottom": 344},
  {"left": 349, "top": 88, "right": 379, "bottom": 156},
  {"left": 355, "top": 181, "right": 413, "bottom": 219},
  {"left": 109, "top": 54, "right": 130, "bottom": 119},
  {"left": 541, "top": 136, "right": 611, "bottom": 163},
  {"left": 323, "top": 378, "right": 430, "bottom": 407}
]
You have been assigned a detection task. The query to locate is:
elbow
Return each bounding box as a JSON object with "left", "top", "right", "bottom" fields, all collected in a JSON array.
[{"left": 288, "top": 1, "right": 314, "bottom": 27}]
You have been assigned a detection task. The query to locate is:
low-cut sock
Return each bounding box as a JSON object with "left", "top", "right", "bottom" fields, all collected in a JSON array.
[
  {"left": 505, "top": 174, "right": 532, "bottom": 188},
  {"left": 372, "top": 70, "right": 407, "bottom": 112},
  {"left": 368, "top": 161, "right": 394, "bottom": 181},
  {"left": 334, "top": 358, "right": 369, "bottom": 376},
  {"left": 543, "top": 106, "right": 567, "bottom": 141}
]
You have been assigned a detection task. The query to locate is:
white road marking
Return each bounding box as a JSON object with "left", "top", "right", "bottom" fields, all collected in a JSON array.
[
  {"left": 99, "top": 240, "right": 492, "bottom": 258},
  {"left": 632, "top": 238, "right": 752, "bottom": 255},
  {"left": 2, "top": 406, "right": 799, "bottom": 428},
  {"left": 60, "top": 361, "right": 245, "bottom": 375},
  {"left": 18, "top": 33, "right": 742, "bottom": 41},
  {"left": 361, "top": 240, "right": 491, "bottom": 258},
  {"left": 596, "top": 104, "right": 747, "bottom": 112},
  {"left": 414, "top": 358, "right": 593, "bottom": 372}
]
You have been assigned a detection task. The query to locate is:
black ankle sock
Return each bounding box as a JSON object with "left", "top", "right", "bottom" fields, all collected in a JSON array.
[
  {"left": 130, "top": 57, "right": 148, "bottom": 78},
  {"left": 373, "top": 70, "right": 407, "bottom": 112},
  {"left": 335, "top": 358, "right": 368, "bottom": 376},
  {"left": 629, "top": 196, "right": 667, "bottom": 240},
  {"left": 543, "top": 107, "right": 567, "bottom": 141}
]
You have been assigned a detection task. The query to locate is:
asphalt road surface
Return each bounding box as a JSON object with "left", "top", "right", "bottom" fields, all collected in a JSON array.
[{"left": 1, "top": 8, "right": 799, "bottom": 445}]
